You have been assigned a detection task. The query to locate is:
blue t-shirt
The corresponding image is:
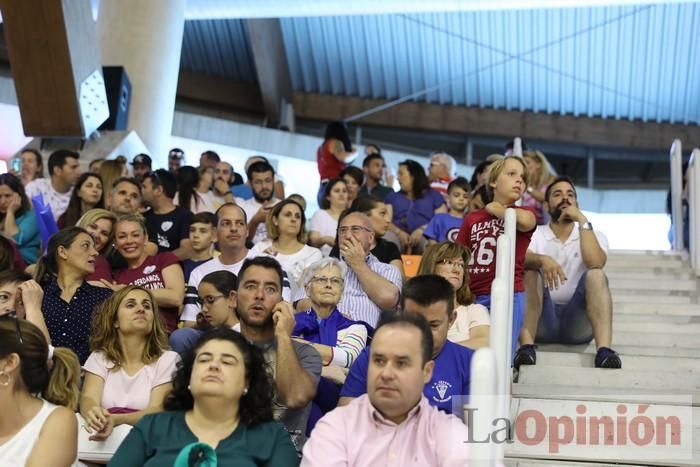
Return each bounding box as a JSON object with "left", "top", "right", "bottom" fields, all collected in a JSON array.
[
  {"left": 340, "top": 340, "right": 473, "bottom": 414},
  {"left": 385, "top": 189, "right": 445, "bottom": 233},
  {"left": 423, "top": 213, "right": 464, "bottom": 243}
]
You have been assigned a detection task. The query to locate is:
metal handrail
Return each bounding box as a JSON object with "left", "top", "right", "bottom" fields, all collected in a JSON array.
[
  {"left": 670, "top": 139, "right": 684, "bottom": 251},
  {"left": 689, "top": 148, "right": 700, "bottom": 274}
]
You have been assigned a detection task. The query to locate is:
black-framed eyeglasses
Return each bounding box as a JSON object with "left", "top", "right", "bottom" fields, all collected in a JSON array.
[{"left": 0, "top": 311, "right": 23, "bottom": 344}]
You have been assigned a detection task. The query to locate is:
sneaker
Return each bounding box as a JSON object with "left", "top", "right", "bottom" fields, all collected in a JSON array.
[
  {"left": 513, "top": 344, "right": 537, "bottom": 368},
  {"left": 595, "top": 347, "right": 622, "bottom": 369}
]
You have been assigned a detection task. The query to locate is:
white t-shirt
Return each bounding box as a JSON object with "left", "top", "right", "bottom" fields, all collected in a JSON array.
[
  {"left": 249, "top": 240, "right": 323, "bottom": 285},
  {"left": 528, "top": 224, "right": 609, "bottom": 305},
  {"left": 174, "top": 191, "right": 217, "bottom": 214},
  {"left": 182, "top": 251, "right": 293, "bottom": 322},
  {"left": 25, "top": 178, "right": 72, "bottom": 221},
  {"left": 83, "top": 351, "right": 179, "bottom": 410},
  {"left": 309, "top": 209, "right": 339, "bottom": 257},
  {"left": 447, "top": 304, "right": 491, "bottom": 342},
  {"left": 235, "top": 197, "right": 279, "bottom": 244}
]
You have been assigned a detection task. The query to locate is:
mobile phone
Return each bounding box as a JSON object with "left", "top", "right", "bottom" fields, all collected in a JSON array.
[{"left": 11, "top": 157, "right": 21, "bottom": 174}]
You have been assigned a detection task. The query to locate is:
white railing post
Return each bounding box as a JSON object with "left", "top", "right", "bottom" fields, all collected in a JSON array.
[
  {"left": 468, "top": 347, "right": 497, "bottom": 467},
  {"left": 670, "top": 139, "right": 684, "bottom": 251},
  {"left": 504, "top": 208, "right": 516, "bottom": 367},
  {"left": 512, "top": 137, "right": 523, "bottom": 157},
  {"left": 488, "top": 276, "right": 510, "bottom": 462},
  {"left": 689, "top": 149, "right": 700, "bottom": 275}
]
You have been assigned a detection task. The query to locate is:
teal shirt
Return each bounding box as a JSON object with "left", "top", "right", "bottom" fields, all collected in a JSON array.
[
  {"left": 12, "top": 210, "right": 40, "bottom": 264},
  {"left": 108, "top": 411, "right": 299, "bottom": 467}
]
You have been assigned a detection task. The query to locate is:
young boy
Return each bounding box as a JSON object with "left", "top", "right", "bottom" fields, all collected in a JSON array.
[
  {"left": 182, "top": 212, "right": 217, "bottom": 282},
  {"left": 423, "top": 177, "right": 471, "bottom": 244},
  {"left": 456, "top": 156, "right": 536, "bottom": 355}
]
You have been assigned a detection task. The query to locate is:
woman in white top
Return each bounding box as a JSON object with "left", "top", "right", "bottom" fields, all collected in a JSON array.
[
  {"left": 249, "top": 199, "right": 323, "bottom": 285},
  {"left": 80, "top": 286, "right": 179, "bottom": 442},
  {"left": 418, "top": 241, "right": 491, "bottom": 349},
  {"left": 174, "top": 166, "right": 216, "bottom": 214},
  {"left": 309, "top": 178, "right": 348, "bottom": 256},
  {"left": 0, "top": 317, "right": 81, "bottom": 467}
]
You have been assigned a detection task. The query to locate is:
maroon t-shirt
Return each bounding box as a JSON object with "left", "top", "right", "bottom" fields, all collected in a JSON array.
[
  {"left": 113, "top": 252, "right": 180, "bottom": 332},
  {"left": 456, "top": 207, "right": 535, "bottom": 296},
  {"left": 86, "top": 255, "right": 113, "bottom": 283},
  {"left": 317, "top": 139, "right": 347, "bottom": 181}
]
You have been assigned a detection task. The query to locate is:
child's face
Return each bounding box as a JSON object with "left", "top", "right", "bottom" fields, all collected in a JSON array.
[
  {"left": 189, "top": 222, "right": 215, "bottom": 252},
  {"left": 490, "top": 158, "right": 526, "bottom": 204},
  {"left": 447, "top": 187, "right": 470, "bottom": 213}
]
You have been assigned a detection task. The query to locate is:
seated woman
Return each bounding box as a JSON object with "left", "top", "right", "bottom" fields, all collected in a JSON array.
[
  {"left": 36, "top": 227, "right": 113, "bottom": 364},
  {"left": 418, "top": 242, "right": 490, "bottom": 349},
  {"left": 0, "top": 317, "right": 81, "bottom": 467},
  {"left": 249, "top": 199, "right": 322, "bottom": 286},
  {"left": 385, "top": 160, "right": 445, "bottom": 253},
  {"left": 169, "top": 270, "right": 240, "bottom": 354},
  {"left": 330, "top": 196, "right": 404, "bottom": 275},
  {"left": 110, "top": 327, "right": 298, "bottom": 466},
  {"left": 293, "top": 257, "right": 371, "bottom": 432},
  {"left": 110, "top": 214, "right": 185, "bottom": 333},
  {"left": 309, "top": 178, "right": 347, "bottom": 256},
  {"left": 77, "top": 208, "right": 118, "bottom": 283},
  {"left": 57, "top": 172, "right": 104, "bottom": 229},
  {"left": 0, "top": 173, "right": 41, "bottom": 265},
  {"left": 0, "top": 270, "right": 50, "bottom": 344},
  {"left": 522, "top": 149, "right": 556, "bottom": 225},
  {"left": 80, "top": 286, "right": 178, "bottom": 442}
]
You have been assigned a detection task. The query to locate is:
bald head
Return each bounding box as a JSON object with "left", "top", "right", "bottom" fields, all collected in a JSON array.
[{"left": 339, "top": 212, "right": 375, "bottom": 254}]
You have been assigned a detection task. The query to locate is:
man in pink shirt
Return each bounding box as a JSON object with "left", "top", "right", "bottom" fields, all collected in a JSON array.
[{"left": 301, "top": 312, "right": 471, "bottom": 467}]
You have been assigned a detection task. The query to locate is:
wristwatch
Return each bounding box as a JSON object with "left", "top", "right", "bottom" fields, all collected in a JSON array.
[{"left": 579, "top": 221, "right": 593, "bottom": 231}]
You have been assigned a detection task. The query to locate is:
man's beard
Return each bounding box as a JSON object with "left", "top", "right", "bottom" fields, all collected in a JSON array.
[
  {"left": 253, "top": 190, "right": 273, "bottom": 203},
  {"left": 550, "top": 200, "right": 573, "bottom": 224},
  {"left": 239, "top": 308, "right": 274, "bottom": 329}
]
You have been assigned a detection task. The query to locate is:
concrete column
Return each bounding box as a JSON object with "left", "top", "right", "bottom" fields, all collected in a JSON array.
[{"left": 96, "top": 0, "right": 185, "bottom": 169}]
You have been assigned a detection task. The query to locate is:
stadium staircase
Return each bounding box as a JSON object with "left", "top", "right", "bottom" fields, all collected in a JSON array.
[{"left": 504, "top": 250, "right": 700, "bottom": 467}]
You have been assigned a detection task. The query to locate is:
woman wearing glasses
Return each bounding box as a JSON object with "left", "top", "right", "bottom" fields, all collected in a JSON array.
[
  {"left": 249, "top": 199, "right": 322, "bottom": 285},
  {"left": 169, "top": 270, "right": 240, "bottom": 355},
  {"left": 0, "top": 318, "right": 81, "bottom": 467},
  {"left": 79, "top": 286, "right": 178, "bottom": 443},
  {"left": 293, "top": 258, "right": 371, "bottom": 432},
  {"left": 418, "top": 242, "right": 490, "bottom": 349}
]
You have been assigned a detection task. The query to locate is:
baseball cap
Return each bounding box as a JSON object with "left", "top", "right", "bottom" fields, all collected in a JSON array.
[
  {"left": 131, "top": 154, "right": 152, "bottom": 167},
  {"left": 169, "top": 148, "right": 184, "bottom": 160}
]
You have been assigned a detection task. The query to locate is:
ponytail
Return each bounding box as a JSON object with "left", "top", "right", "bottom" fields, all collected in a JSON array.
[
  {"left": 34, "top": 226, "right": 89, "bottom": 285},
  {"left": 44, "top": 347, "right": 81, "bottom": 411},
  {"left": 33, "top": 255, "right": 53, "bottom": 285}
]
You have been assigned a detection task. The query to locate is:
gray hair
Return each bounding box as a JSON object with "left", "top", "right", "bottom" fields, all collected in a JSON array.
[
  {"left": 430, "top": 152, "right": 456, "bottom": 177},
  {"left": 301, "top": 257, "right": 347, "bottom": 289}
]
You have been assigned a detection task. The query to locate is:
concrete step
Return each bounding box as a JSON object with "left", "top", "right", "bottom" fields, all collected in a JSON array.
[
  {"left": 606, "top": 255, "right": 685, "bottom": 269},
  {"left": 613, "top": 292, "right": 697, "bottom": 305},
  {"left": 506, "top": 459, "right": 649, "bottom": 467},
  {"left": 614, "top": 302, "right": 700, "bottom": 316},
  {"left": 517, "top": 366, "right": 700, "bottom": 392},
  {"left": 608, "top": 249, "right": 685, "bottom": 257},
  {"left": 506, "top": 398, "right": 699, "bottom": 466},
  {"left": 534, "top": 351, "right": 700, "bottom": 373},
  {"left": 609, "top": 277, "right": 698, "bottom": 291},
  {"left": 536, "top": 343, "right": 700, "bottom": 358},
  {"left": 512, "top": 384, "right": 700, "bottom": 407},
  {"left": 613, "top": 321, "right": 700, "bottom": 334},
  {"left": 606, "top": 269, "right": 696, "bottom": 280},
  {"left": 611, "top": 331, "right": 700, "bottom": 348},
  {"left": 613, "top": 313, "right": 700, "bottom": 324}
]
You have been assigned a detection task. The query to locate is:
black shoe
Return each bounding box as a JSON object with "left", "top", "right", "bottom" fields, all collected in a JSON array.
[
  {"left": 595, "top": 347, "right": 622, "bottom": 369},
  {"left": 513, "top": 344, "right": 537, "bottom": 368}
]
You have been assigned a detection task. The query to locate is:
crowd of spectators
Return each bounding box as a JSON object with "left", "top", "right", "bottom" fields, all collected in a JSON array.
[{"left": 0, "top": 131, "right": 620, "bottom": 466}]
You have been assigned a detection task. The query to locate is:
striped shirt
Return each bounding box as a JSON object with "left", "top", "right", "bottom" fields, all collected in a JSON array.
[
  {"left": 331, "top": 325, "right": 369, "bottom": 368},
  {"left": 338, "top": 254, "right": 402, "bottom": 328}
]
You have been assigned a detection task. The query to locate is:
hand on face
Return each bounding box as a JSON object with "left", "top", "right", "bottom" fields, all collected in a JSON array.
[
  {"left": 17, "top": 280, "right": 43, "bottom": 314},
  {"left": 340, "top": 235, "right": 365, "bottom": 268},
  {"left": 214, "top": 178, "right": 230, "bottom": 195},
  {"left": 272, "top": 301, "right": 296, "bottom": 337}
]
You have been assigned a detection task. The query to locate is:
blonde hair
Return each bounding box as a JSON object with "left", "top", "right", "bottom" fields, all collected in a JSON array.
[
  {"left": 89, "top": 286, "right": 169, "bottom": 370},
  {"left": 487, "top": 156, "right": 529, "bottom": 190},
  {"left": 523, "top": 149, "right": 556, "bottom": 188},
  {"left": 417, "top": 242, "right": 474, "bottom": 306},
  {"left": 115, "top": 213, "right": 148, "bottom": 235},
  {"left": 99, "top": 160, "right": 126, "bottom": 198},
  {"left": 77, "top": 208, "right": 118, "bottom": 254}
]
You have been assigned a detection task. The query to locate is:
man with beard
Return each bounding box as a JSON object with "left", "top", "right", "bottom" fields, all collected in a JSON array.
[
  {"left": 237, "top": 160, "right": 279, "bottom": 244},
  {"left": 211, "top": 161, "right": 236, "bottom": 209},
  {"left": 236, "top": 256, "right": 321, "bottom": 454},
  {"left": 516, "top": 176, "right": 621, "bottom": 369}
]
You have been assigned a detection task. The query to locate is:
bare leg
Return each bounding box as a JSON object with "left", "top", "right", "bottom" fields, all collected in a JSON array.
[
  {"left": 520, "top": 270, "right": 544, "bottom": 345},
  {"left": 584, "top": 269, "right": 613, "bottom": 349}
]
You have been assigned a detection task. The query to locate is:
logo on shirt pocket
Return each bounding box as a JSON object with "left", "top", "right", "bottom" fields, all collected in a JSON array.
[
  {"left": 161, "top": 221, "right": 173, "bottom": 232},
  {"left": 143, "top": 265, "right": 156, "bottom": 275},
  {"left": 432, "top": 380, "right": 453, "bottom": 403}
]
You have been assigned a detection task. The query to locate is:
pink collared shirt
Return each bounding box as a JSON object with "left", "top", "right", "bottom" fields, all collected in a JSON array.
[{"left": 301, "top": 394, "right": 471, "bottom": 467}]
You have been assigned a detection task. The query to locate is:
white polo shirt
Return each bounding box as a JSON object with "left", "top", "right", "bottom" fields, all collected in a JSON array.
[{"left": 528, "top": 223, "right": 609, "bottom": 305}]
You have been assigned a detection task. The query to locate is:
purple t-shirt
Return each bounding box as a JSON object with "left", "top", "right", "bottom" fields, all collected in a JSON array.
[
  {"left": 113, "top": 252, "right": 180, "bottom": 332},
  {"left": 385, "top": 189, "right": 445, "bottom": 233}
]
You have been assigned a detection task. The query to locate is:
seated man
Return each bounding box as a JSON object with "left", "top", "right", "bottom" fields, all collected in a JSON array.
[
  {"left": 237, "top": 256, "right": 322, "bottom": 453},
  {"left": 339, "top": 275, "right": 473, "bottom": 415},
  {"left": 516, "top": 176, "right": 621, "bottom": 369},
  {"left": 302, "top": 311, "right": 471, "bottom": 466},
  {"left": 332, "top": 212, "right": 402, "bottom": 327}
]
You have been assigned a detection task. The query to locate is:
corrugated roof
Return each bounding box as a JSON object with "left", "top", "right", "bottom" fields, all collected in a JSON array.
[{"left": 180, "top": 3, "right": 700, "bottom": 125}]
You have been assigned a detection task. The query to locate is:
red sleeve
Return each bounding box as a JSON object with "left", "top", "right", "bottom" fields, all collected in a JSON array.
[{"left": 157, "top": 252, "right": 180, "bottom": 269}]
